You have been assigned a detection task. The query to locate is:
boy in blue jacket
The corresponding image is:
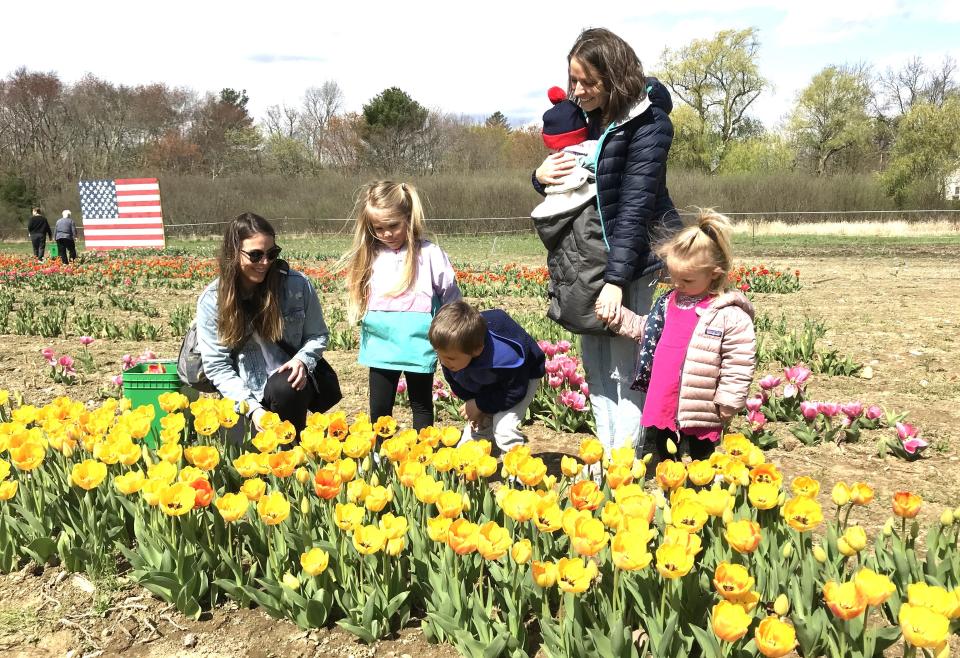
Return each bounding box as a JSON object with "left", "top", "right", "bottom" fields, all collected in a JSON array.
[{"left": 429, "top": 301, "right": 545, "bottom": 454}]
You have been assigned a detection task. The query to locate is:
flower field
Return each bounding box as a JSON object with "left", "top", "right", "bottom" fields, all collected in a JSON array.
[{"left": 0, "top": 239, "right": 957, "bottom": 657}]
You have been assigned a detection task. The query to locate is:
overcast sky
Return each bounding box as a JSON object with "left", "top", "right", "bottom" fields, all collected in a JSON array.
[{"left": 3, "top": 0, "right": 958, "bottom": 130}]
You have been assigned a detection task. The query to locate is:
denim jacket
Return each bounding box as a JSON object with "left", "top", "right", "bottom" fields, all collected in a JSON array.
[{"left": 196, "top": 265, "right": 329, "bottom": 415}]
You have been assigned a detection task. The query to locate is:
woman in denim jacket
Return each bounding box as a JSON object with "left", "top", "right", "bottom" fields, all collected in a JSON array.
[{"left": 196, "top": 212, "right": 329, "bottom": 433}]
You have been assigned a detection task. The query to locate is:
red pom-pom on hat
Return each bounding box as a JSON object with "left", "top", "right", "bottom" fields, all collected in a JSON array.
[{"left": 547, "top": 86, "right": 567, "bottom": 104}]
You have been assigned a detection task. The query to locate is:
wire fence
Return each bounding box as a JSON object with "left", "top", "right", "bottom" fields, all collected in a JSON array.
[{"left": 2, "top": 209, "right": 959, "bottom": 241}]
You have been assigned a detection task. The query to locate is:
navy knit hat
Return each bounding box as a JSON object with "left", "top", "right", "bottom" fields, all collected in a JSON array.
[{"left": 542, "top": 86, "right": 588, "bottom": 150}]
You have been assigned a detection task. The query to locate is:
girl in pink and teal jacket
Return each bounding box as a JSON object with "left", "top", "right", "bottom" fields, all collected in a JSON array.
[
  {"left": 340, "top": 182, "right": 461, "bottom": 431},
  {"left": 607, "top": 210, "right": 756, "bottom": 463}
]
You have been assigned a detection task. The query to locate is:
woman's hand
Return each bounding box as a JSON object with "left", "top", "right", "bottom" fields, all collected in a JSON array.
[
  {"left": 277, "top": 357, "right": 308, "bottom": 391},
  {"left": 594, "top": 283, "right": 624, "bottom": 324},
  {"left": 535, "top": 152, "right": 577, "bottom": 185},
  {"left": 251, "top": 408, "right": 267, "bottom": 432}
]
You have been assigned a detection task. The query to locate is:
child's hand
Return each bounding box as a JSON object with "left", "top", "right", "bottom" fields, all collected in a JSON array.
[
  {"left": 463, "top": 399, "right": 485, "bottom": 424},
  {"left": 718, "top": 404, "right": 737, "bottom": 422}
]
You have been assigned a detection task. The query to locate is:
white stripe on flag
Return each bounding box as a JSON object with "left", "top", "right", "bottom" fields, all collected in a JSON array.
[
  {"left": 85, "top": 229, "right": 166, "bottom": 237},
  {"left": 85, "top": 240, "right": 166, "bottom": 248},
  {"left": 115, "top": 183, "right": 160, "bottom": 192},
  {"left": 81, "top": 217, "right": 165, "bottom": 226},
  {"left": 114, "top": 194, "right": 161, "bottom": 203},
  {"left": 118, "top": 205, "right": 163, "bottom": 214}
]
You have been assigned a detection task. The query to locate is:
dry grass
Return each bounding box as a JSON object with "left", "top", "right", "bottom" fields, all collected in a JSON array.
[{"left": 734, "top": 219, "right": 960, "bottom": 236}]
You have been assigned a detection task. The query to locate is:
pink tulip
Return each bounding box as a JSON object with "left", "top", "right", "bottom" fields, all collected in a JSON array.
[
  {"left": 79, "top": 336, "right": 95, "bottom": 346},
  {"left": 865, "top": 405, "right": 883, "bottom": 420},
  {"left": 758, "top": 375, "right": 781, "bottom": 390},
  {"left": 556, "top": 340, "right": 572, "bottom": 354},
  {"left": 122, "top": 354, "right": 135, "bottom": 369},
  {"left": 902, "top": 437, "right": 928, "bottom": 454},
  {"left": 538, "top": 340, "right": 558, "bottom": 358},
  {"left": 58, "top": 355, "right": 75, "bottom": 369},
  {"left": 548, "top": 374, "right": 564, "bottom": 389},
  {"left": 41, "top": 347, "right": 56, "bottom": 360},
  {"left": 112, "top": 374, "right": 123, "bottom": 387},
  {"left": 895, "top": 422, "right": 918, "bottom": 440},
  {"left": 747, "top": 410, "right": 767, "bottom": 429},
  {"left": 783, "top": 365, "right": 812, "bottom": 385},
  {"left": 140, "top": 350, "right": 156, "bottom": 361},
  {"left": 579, "top": 382, "right": 590, "bottom": 397},
  {"left": 818, "top": 402, "right": 840, "bottom": 417},
  {"left": 783, "top": 383, "right": 798, "bottom": 399},
  {"left": 559, "top": 390, "right": 586, "bottom": 411},
  {"left": 396, "top": 377, "right": 408, "bottom": 394},
  {"left": 745, "top": 396, "right": 763, "bottom": 413},
  {"left": 559, "top": 358, "right": 578, "bottom": 380},
  {"left": 567, "top": 371, "right": 584, "bottom": 388},
  {"left": 800, "top": 401, "right": 820, "bottom": 421},
  {"left": 544, "top": 359, "right": 561, "bottom": 375},
  {"left": 840, "top": 402, "right": 863, "bottom": 419}
]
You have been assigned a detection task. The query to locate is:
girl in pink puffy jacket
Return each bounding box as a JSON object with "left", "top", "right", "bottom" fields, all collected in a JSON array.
[{"left": 605, "top": 210, "right": 756, "bottom": 463}]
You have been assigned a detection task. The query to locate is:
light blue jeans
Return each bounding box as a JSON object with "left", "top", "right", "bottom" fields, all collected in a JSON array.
[{"left": 581, "top": 272, "right": 659, "bottom": 454}]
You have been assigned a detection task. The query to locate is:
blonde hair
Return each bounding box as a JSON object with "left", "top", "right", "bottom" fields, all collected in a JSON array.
[
  {"left": 339, "top": 181, "right": 427, "bottom": 323},
  {"left": 656, "top": 209, "right": 734, "bottom": 294}
]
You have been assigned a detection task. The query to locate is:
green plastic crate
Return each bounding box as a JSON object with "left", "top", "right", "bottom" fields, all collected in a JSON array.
[
  {"left": 122, "top": 360, "right": 182, "bottom": 449},
  {"left": 48, "top": 243, "right": 59, "bottom": 258}
]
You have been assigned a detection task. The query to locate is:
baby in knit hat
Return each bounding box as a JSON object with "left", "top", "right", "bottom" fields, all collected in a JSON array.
[{"left": 533, "top": 87, "right": 598, "bottom": 215}]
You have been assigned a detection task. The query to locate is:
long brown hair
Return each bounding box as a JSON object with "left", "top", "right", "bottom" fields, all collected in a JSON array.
[
  {"left": 216, "top": 212, "right": 283, "bottom": 347},
  {"left": 338, "top": 181, "right": 427, "bottom": 324},
  {"left": 568, "top": 28, "right": 647, "bottom": 128}
]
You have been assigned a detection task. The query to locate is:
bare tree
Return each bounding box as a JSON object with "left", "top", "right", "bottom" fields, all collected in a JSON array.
[
  {"left": 263, "top": 104, "right": 301, "bottom": 138},
  {"left": 301, "top": 81, "right": 344, "bottom": 167}
]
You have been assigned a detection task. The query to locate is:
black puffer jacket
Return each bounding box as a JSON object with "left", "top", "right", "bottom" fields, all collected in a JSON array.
[
  {"left": 535, "top": 78, "right": 680, "bottom": 286},
  {"left": 592, "top": 78, "right": 679, "bottom": 285}
]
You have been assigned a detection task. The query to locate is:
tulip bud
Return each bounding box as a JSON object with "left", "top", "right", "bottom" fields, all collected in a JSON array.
[
  {"left": 237, "top": 400, "right": 250, "bottom": 415},
  {"left": 722, "top": 507, "right": 734, "bottom": 524},
  {"left": 940, "top": 510, "right": 955, "bottom": 526},
  {"left": 882, "top": 518, "right": 894, "bottom": 536},
  {"left": 774, "top": 594, "right": 790, "bottom": 617},
  {"left": 662, "top": 506, "right": 672, "bottom": 525},
  {"left": 462, "top": 493, "right": 472, "bottom": 512},
  {"left": 837, "top": 537, "right": 855, "bottom": 557},
  {"left": 500, "top": 466, "right": 509, "bottom": 480},
  {"left": 781, "top": 543, "right": 792, "bottom": 558},
  {"left": 370, "top": 472, "right": 380, "bottom": 487},
  {"left": 141, "top": 445, "right": 154, "bottom": 467},
  {"left": 295, "top": 467, "right": 310, "bottom": 484},
  {"left": 666, "top": 438, "right": 678, "bottom": 455},
  {"left": 361, "top": 456, "right": 371, "bottom": 472},
  {"left": 910, "top": 521, "right": 920, "bottom": 540},
  {"left": 953, "top": 505, "right": 960, "bottom": 520},
  {"left": 643, "top": 453, "right": 653, "bottom": 464},
  {"left": 300, "top": 497, "right": 310, "bottom": 515},
  {"left": 282, "top": 572, "right": 300, "bottom": 589},
  {"left": 812, "top": 545, "right": 827, "bottom": 563},
  {"left": 777, "top": 490, "right": 787, "bottom": 506}
]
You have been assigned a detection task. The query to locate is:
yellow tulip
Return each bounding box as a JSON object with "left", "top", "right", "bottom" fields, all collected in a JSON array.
[
  {"left": 714, "top": 562, "right": 755, "bottom": 600},
  {"left": 823, "top": 581, "right": 867, "bottom": 620},
  {"left": 114, "top": 470, "right": 146, "bottom": 495},
  {"left": 10, "top": 440, "right": 45, "bottom": 471},
  {"left": 515, "top": 456, "right": 547, "bottom": 487},
  {"left": 300, "top": 547, "right": 330, "bottom": 576},
  {"left": 578, "top": 438, "right": 603, "bottom": 465},
  {"left": 560, "top": 455, "right": 582, "bottom": 478},
  {"left": 568, "top": 480, "right": 604, "bottom": 511},
  {"left": 724, "top": 519, "right": 762, "bottom": 553},
  {"left": 748, "top": 482, "right": 780, "bottom": 510},
  {"left": 655, "top": 460, "right": 687, "bottom": 490},
  {"left": 241, "top": 478, "right": 266, "bottom": 501},
  {"left": 656, "top": 543, "right": 695, "bottom": 579},
  {"left": 899, "top": 602, "right": 949, "bottom": 649},
  {"left": 215, "top": 493, "right": 249, "bottom": 522},
  {"left": 532, "top": 561, "right": 557, "bottom": 588},
  {"left": 427, "top": 516, "right": 453, "bottom": 542},
  {"left": 147, "top": 460, "right": 177, "bottom": 484},
  {"left": 363, "top": 485, "right": 392, "bottom": 512},
  {"left": 477, "top": 521, "right": 512, "bottom": 560},
  {"left": 850, "top": 482, "right": 874, "bottom": 505},
  {"left": 605, "top": 463, "right": 633, "bottom": 489},
  {"left": 698, "top": 486, "right": 732, "bottom": 517},
  {"left": 782, "top": 496, "right": 823, "bottom": 532},
  {"left": 257, "top": 491, "right": 291, "bottom": 525},
  {"left": 907, "top": 583, "right": 960, "bottom": 619},
  {"left": 0, "top": 480, "right": 18, "bottom": 501},
  {"left": 711, "top": 600, "right": 752, "bottom": 643},
  {"left": 436, "top": 490, "right": 465, "bottom": 519},
  {"left": 611, "top": 529, "right": 653, "bottom": 571},
  {"left": 379, "top": 513, "right": 409, "bottom": 540},
  {"left": 773, "top": 594, "right": 790, "bottom": 617},
  {"left": 893, "top": 491, "right": 922, "bottom": 519},
  {"left": 447, "top": 518, "right": 480, "bottom": 555},
  {"left": 570, "top": 516, "right": 609, "bottom": 557},
  {"left": 556, "top": 557, "right": 597, "bottom": 594},
  {"left": 687, "top": 459, "right": 715, "bottom": 487},
  {"left": 0, "top": 458, "right": 9, "bottom": 481},
  {"left": 853, "top": 568, "right": 895, "bottom": 607},
  {"left": 790, "top": 476, "right": 820, "bottom": 498},
  {"left": 140, "top": 479, "right": 166, "bottom": 506},
  {"left": 159, "top": 482, "right": 196, "bottom": 516},
  {"left": 511, "top": 539, "right": 532, "bottom": 564},
  {"left": 157, "top": 442, "right": 183, "bottom": 464},
  {"left": 71, "top": 459, "right": 108, "bottom": 490},
  {"left": 755, "top": 616, "right": 797, "bottom": 657},
  {"left": 501, "top": 488, "right": 538, "bottom": 522},
  {"left": 831, "top": 482, "right": 852, "bottom": 507},
  {"left": 671, "top": 499, "right": 709, "bottom": 533},
  {"left": 843, "top": 525, "right": 868, "bottom": 553}
]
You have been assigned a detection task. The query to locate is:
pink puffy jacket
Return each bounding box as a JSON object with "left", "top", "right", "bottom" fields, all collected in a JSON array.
[{"left": 610, "top": 291, "right": 756, "bottom": 430}]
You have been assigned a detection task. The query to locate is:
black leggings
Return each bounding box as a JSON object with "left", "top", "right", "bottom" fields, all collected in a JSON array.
[
  {"left": 261, "top": 370, "right": 315, "bottom": 434},
  {"left": 644, "top": 426, "right": 717, "bottom": 463},
  {"left": 57, "top": 238, "right": 77, "bottom": 264},
  {"left": 369, "top": 367, "right": 434, "bottom": 431},
  {"left": 30, "top": 235, "right": 46, "bottom": 259}
]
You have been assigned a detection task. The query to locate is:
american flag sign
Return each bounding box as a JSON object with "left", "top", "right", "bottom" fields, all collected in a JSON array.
[{"left": 78, "top": 178, "right": 166, "bottom": 249}]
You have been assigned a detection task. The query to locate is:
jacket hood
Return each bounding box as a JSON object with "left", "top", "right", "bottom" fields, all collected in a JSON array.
[
  {"left": 701, "top": 291, "right": 755, "bottom": 320},
  {"left": 645, "top": 77, "right": 672, "bottom": 115}
]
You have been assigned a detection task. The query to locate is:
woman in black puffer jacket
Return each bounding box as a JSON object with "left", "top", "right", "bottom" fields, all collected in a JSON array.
[{"left": 534, "top": 27, "right": 680, "bottom": 457}]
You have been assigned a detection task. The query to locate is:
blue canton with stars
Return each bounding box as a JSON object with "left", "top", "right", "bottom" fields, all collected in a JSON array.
[{"left": 78, "top": 180, "right": 119, "bottom": 219}]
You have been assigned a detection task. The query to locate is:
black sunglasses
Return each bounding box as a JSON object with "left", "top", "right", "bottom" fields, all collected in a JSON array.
[{"left": 240, "top": 246, "right": 282, "bottom": 264}]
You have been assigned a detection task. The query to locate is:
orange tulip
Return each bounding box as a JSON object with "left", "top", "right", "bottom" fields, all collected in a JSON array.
[
  {"left": 893, "top": 491, "right": 922, "bottom": 519},
  {"left": 823, "top": 581, "right": 867, "bottom": 620},
  {"left": 711, "top": 600, "right": 752, "bottom": 643},
  {"left": 755, "top": 616, "right": 798, "bottom": 658}
]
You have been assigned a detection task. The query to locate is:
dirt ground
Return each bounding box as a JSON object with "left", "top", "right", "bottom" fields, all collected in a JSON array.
[{"left": 0, "top": 243, "right": 958, "bottom": 656}]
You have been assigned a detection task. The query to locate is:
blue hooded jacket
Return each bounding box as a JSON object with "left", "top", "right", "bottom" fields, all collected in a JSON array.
[
  {"left": 442, "top": 310, "right": 546, "bottom": 414},
  {"left": 535, "top": 77, "right": 680, "bottom": 286}
]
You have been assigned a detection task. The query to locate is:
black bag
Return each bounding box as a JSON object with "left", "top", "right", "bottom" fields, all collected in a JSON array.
[
  {"left": 176, "top": 321, "right": 218, "bottom": 393},
  {"left": 277, "top": 339, "right": 342, "bottom": 413}
]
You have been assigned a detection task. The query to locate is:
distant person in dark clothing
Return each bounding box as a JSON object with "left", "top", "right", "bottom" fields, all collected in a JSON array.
[
  {"left": 27, "top": 208, "right": 52, "bottom": 260},
  {"left": 55, "top": 210, "right": 78, "bottom": 264}
]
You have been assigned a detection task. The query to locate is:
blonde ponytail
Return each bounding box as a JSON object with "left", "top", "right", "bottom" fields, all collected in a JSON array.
[{"left": 655, "top": 208, "right": 734, "bottom": 293}]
